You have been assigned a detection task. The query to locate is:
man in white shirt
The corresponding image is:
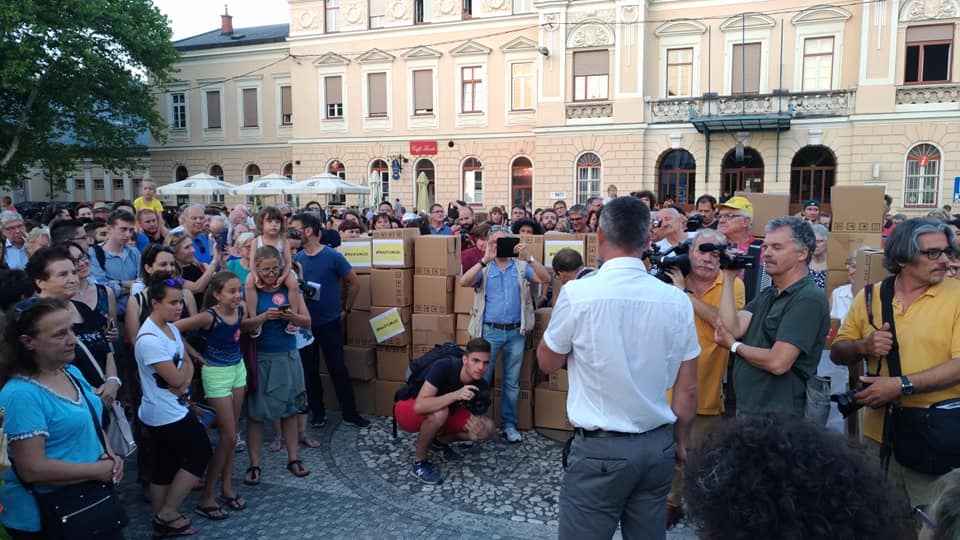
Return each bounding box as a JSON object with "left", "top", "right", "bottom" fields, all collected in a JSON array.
[
  {"left": 1, "top": 211, "right": 27, "bottom": 269},
  {"left": 654, "top": 207, "right": 692, "bottom": 254},
  {"left": 538, "top": 196, "right": 700, "bottom": 539}
]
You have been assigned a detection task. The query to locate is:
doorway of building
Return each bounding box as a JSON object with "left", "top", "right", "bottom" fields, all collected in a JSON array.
[
  {"left": 721, "top": 147, "right": 764, "bottom": 196},
  {"left": 510, "top": 157, "right": 533, "bottom": 209}
]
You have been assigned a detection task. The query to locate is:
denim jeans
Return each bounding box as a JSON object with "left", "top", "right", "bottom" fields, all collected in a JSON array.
[{"left": 481, "top": 324, "right": 526, "bottom": 427}]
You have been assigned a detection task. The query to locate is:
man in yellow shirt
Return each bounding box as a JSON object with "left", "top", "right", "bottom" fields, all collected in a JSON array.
[
  {"left": 133, "top": 180, "right": 164, "bottom": 214},
  {"left": 832, "top": 218, "right": 960, "bottom": 507},
  {"left": 663, "top": 229, "right": 745, "bottom": 527}
]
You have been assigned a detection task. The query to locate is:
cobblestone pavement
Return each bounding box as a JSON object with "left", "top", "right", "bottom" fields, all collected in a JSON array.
[{"left": 118, "top": 413, "right": 698, "bottom": 539}]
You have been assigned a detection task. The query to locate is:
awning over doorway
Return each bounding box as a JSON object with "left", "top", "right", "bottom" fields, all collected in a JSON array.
[{"left": 689, "top": 106, "right": 793, "bottom": 133}]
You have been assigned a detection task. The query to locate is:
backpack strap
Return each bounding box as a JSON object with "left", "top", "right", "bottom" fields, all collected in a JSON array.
[
  {"left": 875, "top": 275, "right": 901, "bottom": 473},
  {"left": 92, "top": 243, "right": 107, "bottom": 269}
]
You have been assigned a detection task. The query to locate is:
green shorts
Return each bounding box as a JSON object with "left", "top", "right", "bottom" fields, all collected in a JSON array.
[{"left": 201, "top": 362, "right": 247, "bottom": 399}]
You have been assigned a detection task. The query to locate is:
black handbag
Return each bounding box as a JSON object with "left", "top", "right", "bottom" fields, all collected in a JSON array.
[
  {"left": 12, "top": 371, "right": 129, "bottom": 539},
  {"left": 872, "top": 276, "right": 960, "bottom": 476}
]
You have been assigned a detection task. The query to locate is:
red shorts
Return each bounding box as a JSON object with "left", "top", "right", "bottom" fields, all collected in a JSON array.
[{"left": 394, "top": 398, "right": 471, "bottom": 434}]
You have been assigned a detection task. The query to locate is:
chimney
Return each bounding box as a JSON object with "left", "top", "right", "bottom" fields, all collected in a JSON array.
[{"left": 220, "top": 4, "right": 233, "bottom": 35}]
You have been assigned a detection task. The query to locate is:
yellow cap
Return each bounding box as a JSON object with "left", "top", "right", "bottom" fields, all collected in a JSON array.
[{"left": 716, "top": 196, "right": 754, "bottom": 216}]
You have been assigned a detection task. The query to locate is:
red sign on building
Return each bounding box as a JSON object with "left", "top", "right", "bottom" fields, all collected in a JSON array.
[{"left": 409, "top": 140, "right": 438, "bottom": 155}]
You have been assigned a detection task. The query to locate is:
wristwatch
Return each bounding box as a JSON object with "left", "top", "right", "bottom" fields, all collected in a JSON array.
[
  {"left": 730, "top": 341, "right": 743, "bottom": 355},
  {"left": 527, "top": 255, "right": 535, "bottom": 263},
  {"left": 479, "top": 260, "right": 487, "bottom": 268},
  {"left": 900, "top": 376, "right": 916, "bottom": 396}
]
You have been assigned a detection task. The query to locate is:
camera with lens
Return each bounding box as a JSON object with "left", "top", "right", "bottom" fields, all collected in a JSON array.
[
  {"left": 463, "top": 385, "right": 492, "bottom": 415},
  {"left": 686, "top": 214, "right": 703, "bottom": 232},
  {"left": 299, "top": 279, "right": 322, "bottom": 300},
  {"left": 644, "top": 242, "right": 692, "bottom": 284},
  {"left": 697, "top": 242, "right": 756, "bottom": 271},
  {"left": 830, "top": 384, "right": 870, "bottom": 418}
]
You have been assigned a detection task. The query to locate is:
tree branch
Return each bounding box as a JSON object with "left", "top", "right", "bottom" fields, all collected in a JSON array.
[{"left": 1, "top": 69, "right": 49, "bottom": 169}]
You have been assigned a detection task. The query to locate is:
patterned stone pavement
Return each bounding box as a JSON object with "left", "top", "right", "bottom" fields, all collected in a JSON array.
[{"left": 117, "top": 412, "right": 699, "bottom": 539}]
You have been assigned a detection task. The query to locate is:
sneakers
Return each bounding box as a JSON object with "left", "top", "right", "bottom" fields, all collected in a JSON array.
[
  {"left": 410, "top": 460, "right": 443, "bottom": 484},
  {"left": 235, "top": 433, "right": 246, "bottom": 453},
  {"left": 503, "top": 425, "right": 522, "bottom": 443},
  {"left": 342, "top": 412, "right": 370, "bottom": 428},
  {"left": 431, "top": 441, "right": 463, "bottom": 461}
]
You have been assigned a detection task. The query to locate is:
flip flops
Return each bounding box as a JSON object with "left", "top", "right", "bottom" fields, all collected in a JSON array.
[
  {"left": 243, "top": 466, "right": 261, "bottom": 486},
  {"left": 286, "top": 459, "right": 311, "bottom": 477},
  {"left": 153, "top": 513, "right": 196, "bottom": 538},
  {"left": 194, "top": 505, "right": 229, "bottom": 521},
  {"left": 218, "top": 493, "right": 246, "bottom": 511}
]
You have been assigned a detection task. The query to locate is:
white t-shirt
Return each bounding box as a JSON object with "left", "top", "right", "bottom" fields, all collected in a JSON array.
[
  {"left": 135, "top": 318, "right": 189, "bottom": 427},
  {"left": 830, "top": 283, "right": 854, "bottom": 322}
]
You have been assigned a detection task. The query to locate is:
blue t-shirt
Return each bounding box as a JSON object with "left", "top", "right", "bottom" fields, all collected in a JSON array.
[
  {"left": 295, "top": 246, "right": 352, "bottom": 326},
  {"left": 193, "top": 234, "right": 212, "bottom": 264},
  {"left": 256, "top": 286, "right": 296, "bottom": 353},
  {"left": 203, "top": 307, "right": 243, "bottom": 367},
  {"left": 0, "top": 365, "right": 105, "bottom": 532}
]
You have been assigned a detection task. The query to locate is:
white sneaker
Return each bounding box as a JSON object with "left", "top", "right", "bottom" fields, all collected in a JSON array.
[{"left": 504, "top": 425, "right": 522, "bottom": 443}]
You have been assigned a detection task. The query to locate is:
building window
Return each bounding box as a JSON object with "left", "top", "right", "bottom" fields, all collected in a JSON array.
[
  {"left": 905, "top": 25, "right": 953, "bottom": 84},
  {"left": 94, "top": 178, "right": 105, "bottom": 190},
  {"left": 904, "top": 143, "right": 941, "bottom": 207},
  {"left": 802, "top": 37, "right": 834, "bottom": 91},
  {"left": 790, "top": 146, "right": 835, "bottom": 214},
  {"left": 461, "top": 66, "right": 483, "bottom": 113},
  {"left": 462, "top": 158, "right": 483, "bottom": 203},
  {"left": 666, "top": 48, "right": 693, "bottom": 97},
  {"left": 205, "top": 90, "right": 221, "bottom": 128},
  {"left": 576, "top": 153, "right": 601, "bottom": 204},
  {"left": 462, "top": 0, "right": 472, "bottom": 18},
  {"left": 369, "top": 0, "right": 384, "bottom": 28},
  {"left": 329, "top": 161, "right": 346, "bottom": 204},
  {"left": 731, "top": 42, "right": 761, "bottom": 95},
  {"left": 721, "top": 147, "right": 764, "bottom": 194},
  {"left": 371, "top": 159, "right": 390, "bottom": 200},
  {"left": 413, "top": 69, "right": 434, "bottom": 115},
  {"left": 511, "top": 157, "right": 533, "bottom": 208},
  {"left": 280, "top": 86, "right": 293, "bottom": 125},
  {"left": 368, "top": 73, "right": 388, "bottom": 117},
  {"left": 658, "top": 149, "right": 696, "bottom": 207},
  {"left": 113, "top": 178, "right": 124, "bottom": 191},
  {"left": 513, "top": 0, "right": 532, "bottom": 13},
  {"left": 325, "top": 76, "right": 343, "bottom": 119},
  {"left": 282, "top": 162, "right": 294, "bottom": 179},
  {"left": 209, "top": 164, "right": 224, "bottom": 180},
  {"left": 511, "top": 62, "right": 534, "bottom": 111},
  {"left": 171, "top": 92, "right": 186, "bottom": 129},
  {"left": 325, "top": 0, "right": 339, "bottom": 32},
  {"left": 75, "top": 178, "right": 86, "bottom": 190},
  {"left": 245, "top": 164, "right": 262, "bottom": 206},
  {"left": 415, "top": 0, "right": 430, "bottom": 24},
  {"left": 175, "top": 166, "right": 189, "bottom": 181},
  {"left": 573, "top": 50, "right": 609, "bottom": 101},
  {"left": 241, "top": 88, "right": 259, "bottom": 127}
]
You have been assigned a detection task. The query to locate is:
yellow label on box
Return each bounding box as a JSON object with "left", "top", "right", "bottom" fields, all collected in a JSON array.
[
  {"left": 340, "top": 241, "right": 371, "bottom": 268},
  {"left": 543, "top": 240, "right": 584, "bottom": 268},
  {"left": 372, "top": 239, "right": 405, "bottom": 266},
  {"left": 369, "top": 308, "right": 406, "bottom": 343}
]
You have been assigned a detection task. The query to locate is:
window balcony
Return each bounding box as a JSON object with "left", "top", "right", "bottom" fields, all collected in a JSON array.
[
  {"left": 566, "top": 101, "right": 613, "bottom": 120},
  {"left": 646, "top": 89, "right": 855, "bottom": 124},
  {"left": 896, "top": 83, "right": 960, "bottom": 105}
]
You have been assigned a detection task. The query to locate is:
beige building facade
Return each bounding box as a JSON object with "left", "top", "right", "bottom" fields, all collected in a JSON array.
[{"left": 138, "top": 0, "right": 960, "bottom": 215}]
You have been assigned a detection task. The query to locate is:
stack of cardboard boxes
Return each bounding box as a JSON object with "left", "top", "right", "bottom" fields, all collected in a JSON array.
[{"left": 826, "top": 186, "right": 886, "bottom": 296}]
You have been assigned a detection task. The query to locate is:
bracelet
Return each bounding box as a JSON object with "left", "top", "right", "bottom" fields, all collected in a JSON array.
[
  {"left": 730, "top": 341, "right": 743, "bottom": 355},
  {"left": 479, "top": 260, "right": 487, "bottom": 268},
  {"left": 105, "top": 376, "right": 122, "bottom": 387}
]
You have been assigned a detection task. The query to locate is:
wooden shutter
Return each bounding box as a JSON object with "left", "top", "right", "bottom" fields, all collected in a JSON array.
[
  {"left": 574, "top": 50, "right": 609, "bottom": 76},
  {"left": 206, "top": 91, "right": 221, "bottom": 128},
  {"left": 732, "top": 43, "right": 761, "bottom": 94},
  {"left": 414, "top": 69, "right": 433, "bottom": 112},
  {"left": 368, "top": 73, "right": 387, "bottom": 116},
  {"left": 242, "top": 88, "right": 258, "bottom": 127}
]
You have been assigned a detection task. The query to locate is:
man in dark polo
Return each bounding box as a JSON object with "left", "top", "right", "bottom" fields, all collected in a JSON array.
[{"left": 715, "top": 216, "right": 830, "bottom": 415}]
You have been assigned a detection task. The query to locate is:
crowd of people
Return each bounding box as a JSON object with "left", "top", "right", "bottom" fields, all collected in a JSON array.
[{"left": 0, "top": 181, "right": 958, "bottom": 539}]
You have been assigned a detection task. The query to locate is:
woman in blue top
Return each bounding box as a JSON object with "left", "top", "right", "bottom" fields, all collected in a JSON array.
[
  {"left": 243, "top": 245, "right": 311, "bottom": 485},
  {"left": 175, "top": 271, "right": 258, "bottom": 517},
  {"left": 0, "top": 296, "right": 125, "bottom": 539}
]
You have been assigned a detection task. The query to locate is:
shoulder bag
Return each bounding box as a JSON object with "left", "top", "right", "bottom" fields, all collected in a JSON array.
[
  {"left": 872, "top": 276, "right": 960, "bottom": 475},
  {"left": 12, "top": 370, "right": 129, "bottom": 539},
  {"left": 76, "top": 340, "right": 136, "bottom": 457},
  {"left": 792, "top": 364, "right": 831, "bottom": 426}
]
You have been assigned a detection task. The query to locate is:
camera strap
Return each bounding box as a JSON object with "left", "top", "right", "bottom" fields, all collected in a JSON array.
[{"left": 875, "top": 275, "right": 901, "bottom": 473}]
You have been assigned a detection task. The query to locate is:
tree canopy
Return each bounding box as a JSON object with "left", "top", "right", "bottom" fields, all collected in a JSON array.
[{"left": 0, "top": 0, "right": 179, "bottom": 192}]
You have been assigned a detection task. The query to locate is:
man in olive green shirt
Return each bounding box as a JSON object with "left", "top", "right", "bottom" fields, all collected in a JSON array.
[{"left": 716, "top": 216, "right": 830, "bottom": 415}]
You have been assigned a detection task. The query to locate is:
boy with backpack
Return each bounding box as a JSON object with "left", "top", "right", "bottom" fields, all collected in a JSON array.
[{"left": 393, "top": 338, "right": 497, "bottom": 484}]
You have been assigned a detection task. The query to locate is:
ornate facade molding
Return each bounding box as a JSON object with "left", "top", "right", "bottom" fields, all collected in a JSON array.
[
  {"left": 899, "top": 0, "right": 960, "bottom": 21},
  {"left": 313, "top": 51, "right": 351, "bottom": 66},
  {"left": 450, "top": 40, "right": 493, "bottom": 56},
  {"left": 356, "top": 48, "right": 396, "bottom": 64},
  {"left": 566, "top": 20, "right": 615, "bottom": 49},
  {"left": 791, "top": 5, "right": 853, "bottom": 25},
  {"left": 654, "top": 19, "right": 708, "bottom": 37},
  {"left": 403, "top": 45, "right": 443, "bottom": 59},
  {"left": 719, "top": 12, "right": 777, "bottom": 32}
]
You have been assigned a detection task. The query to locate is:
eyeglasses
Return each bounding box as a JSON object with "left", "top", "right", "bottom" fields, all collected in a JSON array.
[
  {"left": 164, "top": 278, "right": 184, "bottom": 286},
  {"left": 718, "top": 213, "right": 746, "bottom": 221},
  {"left": 287, "top": 229, "right": 302, "bottom": 239},
  {"left": 13, "top": 296, "right": 42, "bottom": 322},
  {"left": 258, "top": 266, "right": 280, "bottom": 275},
  {"left": 914, "top": 505, "right": 937, "bottom": 531},
  {"left": 73, "top": 254, "right": 90, "bottom": 264},
  {"left": 71, "top": 234, "right": 88, "bottom": 242},
  {"left": 430, "top": 209, "right": 444, "bottom": 214},
  {"left": 920, "top": 247, "right": 956, "bottom": 260}
]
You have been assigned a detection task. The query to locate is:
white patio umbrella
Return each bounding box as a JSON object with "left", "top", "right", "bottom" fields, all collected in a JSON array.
[
  {"left": 155, "top": 173, "right": 236, "bottom": 196},
  {"left": 283, "top": 173, "right": 370, "bottom": 196},
  {"left": 231, "top": 173, "right": 293, "bottom": 196}
]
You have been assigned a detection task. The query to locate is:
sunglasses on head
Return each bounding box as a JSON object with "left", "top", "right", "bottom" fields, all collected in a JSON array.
[
  {"left": 13, "top": 296, "right": 42, "bottom": 322},
  {"left": 164, "top": 278, "right": 184, "bottom": 287}
]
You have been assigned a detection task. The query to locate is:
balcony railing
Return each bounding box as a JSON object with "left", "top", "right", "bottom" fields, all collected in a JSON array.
[
  {"left": 896, "top": 83, "right": 960, "bottom": 105},
  {"left": 566, "top": 101, "right": 613, "bottom": 120},
  {"left": 646, "top": 89, "right": 855, "bottom": 124}
]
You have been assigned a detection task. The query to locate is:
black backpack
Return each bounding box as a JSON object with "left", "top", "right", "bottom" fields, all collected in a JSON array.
[{"left": 391, "top": 343, "right": 465, "bottom": 437}]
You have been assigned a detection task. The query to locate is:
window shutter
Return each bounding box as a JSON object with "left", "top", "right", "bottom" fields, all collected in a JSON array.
[
  {"left": 906, "top": 24, "right": 954, "bottom": 42},
  {"left": 414, "top": 69, "right": 433, "bottom": 111},
  {"left": 242, "top": 88, "right": 258, "bottom": 127},
  {"left": 206, "top": 91, "right": 221, "bottom": 128},
  {"left": 732, "top": 43, "right": 761, "bottom": 94},
  {"left": 281, "top": 86, "right": 292, "bottom": 121},
  {"left": 368, "top": 73, "right": 387, "bottom": 116},
  {"left": 574, "top": 50, "right": 609, "bottom": 76},
  {"left": 325, "top": 76, "right": 342, "bottom": 105}
]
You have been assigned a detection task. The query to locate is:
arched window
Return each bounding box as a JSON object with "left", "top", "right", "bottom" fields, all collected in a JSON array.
[
  {"left": 370, "top": 159, "right": 390, "bottom": 202},
  {"left": 904, "top": 143, "right": 941, "bottom": 208},
  {"left": 175, "top": 165, "right": 188, "bottom": 181},
  {"left": 576, "top": 153, "right": 601, "bottom": 204},
  {"left": 415, "top": 159, "right": 435, "bottom": 211},
  {"left": 282, "top": 162, "right": 293, "bottom": 179},
  {"left": 245, "top": 164, "right": 261, "bottom": 182},
  {"left": 790, "top": 146, "right": 835, "bottom": 215},
  {"left": 209, "top": 164, "right": 224, "bottom": 180},
  {"left": 511, "top": 157, "right": 533, "bottom": 208},
  {"left": 721, "top": 147, "right": 764, "bottom": 195},
  {"left": 462, "top": 158, "right": 483, "bottom": 204},
  {"left": 657, "top": 149, "right": 696, "bottom": 208},
  {"left": 328, "top": 160, "right": 345, "bottom": 179}
]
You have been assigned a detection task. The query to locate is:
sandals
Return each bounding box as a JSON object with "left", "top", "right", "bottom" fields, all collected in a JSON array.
[
  {"left": 152, "top": 513, "right": 196, "bottom": 538},
  {"left": 243, "top": 466, "right": 261, "bottom": 486},
  {"left": 287, "top": 459, "right": 311, "bottom": 477},
  {"left": 219, "top": 493, "right": 246, "bottom": 511},
  {"left": 299, "top": 432, "right": 321, "bottom": 448},
  {"left": 194, "top": 505, "right": 229, "bottom": 521}
]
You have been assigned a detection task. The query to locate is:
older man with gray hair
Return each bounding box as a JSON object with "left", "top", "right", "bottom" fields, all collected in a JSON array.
[
  {"left": 1, "top": 210, "right": 27, "bottom": 269},
  {"left": 715, "top": 216, "right": 830, "bottom": 416}
]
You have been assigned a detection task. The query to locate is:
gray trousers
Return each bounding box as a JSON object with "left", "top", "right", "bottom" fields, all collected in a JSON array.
[{"left": 559, "top": 424, "right": 674, "bottom": 540}]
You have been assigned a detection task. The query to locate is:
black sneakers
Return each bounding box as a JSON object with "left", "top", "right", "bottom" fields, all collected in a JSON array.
[{"left": 342, "top": 412, "right": 370, "bottom": 428}]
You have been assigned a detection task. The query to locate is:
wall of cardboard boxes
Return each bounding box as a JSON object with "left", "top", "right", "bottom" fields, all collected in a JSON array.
[{"left": 322, "top": 228, "right": 603, "bottom": 432}]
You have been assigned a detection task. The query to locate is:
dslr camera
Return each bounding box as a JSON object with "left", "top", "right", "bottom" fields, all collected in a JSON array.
[
  {"left": 831, "top": 384, "right": 871, "bottom": 418},
  {"left": 644, "top": 242, "right": 692, "bottom": 284},
  {"left": 463, "top": 385, "right": 492, "bottom": 416},
  {"left": 299, "top": 279, "right": 322, "bottom": 300}
]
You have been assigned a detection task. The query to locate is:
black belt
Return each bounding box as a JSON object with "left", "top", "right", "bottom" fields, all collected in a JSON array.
[
  {"left": 574, "top": 424, "right": 669, "bottom": 438},
  {"left": 485, "top": 322, "right": 521, "bottom": 330}
]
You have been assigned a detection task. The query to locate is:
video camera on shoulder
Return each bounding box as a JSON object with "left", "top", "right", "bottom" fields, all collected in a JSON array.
[
  {"left": 697, "top": 242, "right": 755, "bottom": 271},
  {"left": 643, "top": 240, "right": 755, "bottom": 285}
]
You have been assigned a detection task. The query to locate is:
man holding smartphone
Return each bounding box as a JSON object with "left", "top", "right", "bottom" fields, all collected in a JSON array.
[{"left": 459, "top": 225, "right": 550, "bottom": 443}]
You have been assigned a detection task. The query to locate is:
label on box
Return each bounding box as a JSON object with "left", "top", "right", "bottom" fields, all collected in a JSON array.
[
  {"left": 341, "top": 241, "right": 371, "bottom": 268},
  {"left": 544, "top": 240, "right": 584, "bottom": 268},
  {"left": 370, "top": 308, "right": 406, "bottom": 343},
  {"left": 372, "top": 239, "right": 405, "bottom": 266}
]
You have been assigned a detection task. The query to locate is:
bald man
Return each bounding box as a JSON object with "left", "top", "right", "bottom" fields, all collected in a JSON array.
[
  {"left": 134, "top": 180, "right": 164, "bottom": 215},
  {"left": 654, "top": 207, "right": 692, "bottom": 253}
]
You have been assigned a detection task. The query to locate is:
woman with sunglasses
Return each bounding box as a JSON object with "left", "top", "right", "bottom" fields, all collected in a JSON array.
[
  {"left": 0, "top": 296, "right": 125, "bottom": 539},
  {"left": 65, "top": 242, "right": 118, "bottom": 341},
  {"left": 165, "top": 232, "right": 219, "bottom": 308},
  {"left": 134, "top": 273, "right": 212, "bottom": 538}
]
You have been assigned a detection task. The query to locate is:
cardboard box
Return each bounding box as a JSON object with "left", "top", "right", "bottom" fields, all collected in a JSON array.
[
  {"left": 493, "top": 387, "right": 533, "bottom": 430},
  {"left": 412, "top": 313, "right": 456, "bottom": 346},
  {"left": 413, "top": 275, "right": 455, "bottom": 314},
  {"left": 530, "top": 307, "right": 552, "bottom": 343},
  {"left": 376, "top": 345, "right": 411, "bottom": 382},
  {"left": 344, "top": 345, "right": 377, "bottom": 381},
  {"left": 370, "top": 268, "right": 414, "bottom": 307},
  {"left": 345, "top": 310, "right": 376, "bottom": 347},
  {"left": 456, "top": 314, "right": 471, "bottom": 330},
  {"left": 340, "top": 239, "right": 372, "bottom": 274},
  {"left": 737, "top": 192, "right": 790, "bottom": 237},
  {"left": 827, "top": 233, "right": 882, "bottom": 270},
  {"left": 371, "top": 306, "right": 412, "bottom": 346},
  {"left": 494, "top": 349, "right": 535, "bottom": 390},
  {"left": 414, "top": 236, "right": 461, "bottom": 276},
  {"left": 374, "top": 380, "right": 405, "bottom": 417},
  {"left": 534, "top": 383, "right": 573, "bottom": 431},
  {"left": 372, "top": 228, "right": 419, "bottom": 269},
  {"left": 543, "top": 232, "right": 585, "bottom": 268},
  {"left": 584, "top": 233, "right": 599, "bottom": 268},
  {"left": 853, "top": 248, "right": 891, "bottom": 292},
  {"left": 353, "top": 380, "right": 377, "bottom": 414},
  {"left": 454, "top": 285, "right": 475, "bottom": 314},
  {"left": 412, "top": 343, "right": 436, "bottom": 356},
  {"left": 831, "top": 185, "right": 886, "bottom": 234},
  {"left": 518, "top": 234, "right": 544, "bottom": 265},
  {"left": 455, "top": 330, "right": 471, "bottom": 345},
  {"left": 353, "top": 274, "right": 372, "bottom": 311},
  {"left": 549, "top": 369, "right": 569, "bottom": 391}
]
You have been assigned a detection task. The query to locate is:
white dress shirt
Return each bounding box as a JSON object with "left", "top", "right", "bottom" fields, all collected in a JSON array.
[
  {"left": 830, "top": 283, "right": 854, "bottom": 322},
  {"left": 543, "top": 256, "right": 701, "bottom": 433}
]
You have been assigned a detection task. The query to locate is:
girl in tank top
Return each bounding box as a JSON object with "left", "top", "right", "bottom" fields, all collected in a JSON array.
[{"left": 245, "top": 206, "right": 302, "bottom": 336}]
